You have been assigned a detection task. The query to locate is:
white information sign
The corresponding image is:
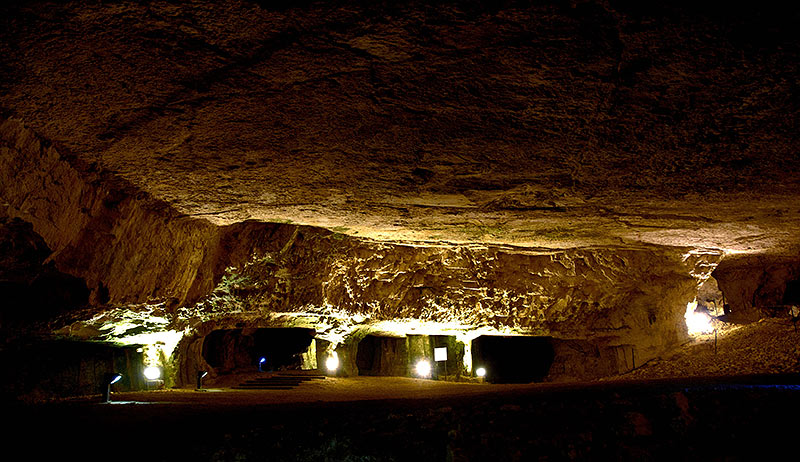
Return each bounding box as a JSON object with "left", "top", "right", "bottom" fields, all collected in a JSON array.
[{"left": 434, "top": 347, "right": 447, "bottom": 362}]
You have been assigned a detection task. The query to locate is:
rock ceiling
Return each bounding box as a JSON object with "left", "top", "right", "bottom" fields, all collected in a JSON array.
[{"left": 1, "top": 0, "right": 799, "bottom": 254}]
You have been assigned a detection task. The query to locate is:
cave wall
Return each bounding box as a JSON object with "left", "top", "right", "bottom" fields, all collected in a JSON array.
[
  {"left": 2, "top": 118, "right": 721, "bottom": 384},
  {"left": 548, "top": 339, "right": 636, "bottom": 381},
  {"left": 193, "top": 230, "right": 714, "bottom": 358},
  {"left": 0, "top": 339, "right": 145, "bottom": 402},
  {"left": 0, "top": 119, "right": 223, "bottom": 307},
  {"left": 713, "top": 255, "right": 800, "bottom": 322},
  {"left": 0, "top": 217, "right": 89, "bottom": 329}
]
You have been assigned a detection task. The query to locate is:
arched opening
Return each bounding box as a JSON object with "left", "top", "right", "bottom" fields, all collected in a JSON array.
[
  {"left": 201, "top": 328, "right": 315, "bottom": 374},
  {"left": 356, "top": 335, "right": 408, "bottom": 376},
  {"left": 471, "top": 336, "right": 555, "bottom": 383}
]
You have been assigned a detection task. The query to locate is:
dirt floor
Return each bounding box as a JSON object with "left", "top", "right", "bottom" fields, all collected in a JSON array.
[{"left": 6, "top": 318, "right": 800, "bottom": 461}]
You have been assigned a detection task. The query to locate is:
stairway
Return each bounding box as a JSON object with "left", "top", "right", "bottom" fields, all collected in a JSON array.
[{"left": 233, "top": 371, "right": 327, "bottom": 390}]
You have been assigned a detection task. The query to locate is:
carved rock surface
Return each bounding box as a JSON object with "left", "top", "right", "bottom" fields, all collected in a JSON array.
[
  {"left": 1, "top": 0, "right": 799, "bottom": 250},
  {"left": 2, "top": 1, "right": 800, "bottom": 387}
]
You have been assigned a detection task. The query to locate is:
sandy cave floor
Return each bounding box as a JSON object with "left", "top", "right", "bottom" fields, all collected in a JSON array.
[
  {"left": 7, "top": 318, "right": 800, "bottom": 461},
  {"left": 108, "top": 316, "right": 800, "bottom": 407}
]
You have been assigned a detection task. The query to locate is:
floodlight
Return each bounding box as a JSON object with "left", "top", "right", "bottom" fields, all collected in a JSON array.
[
  {"left": 475, "top": 367, "right": 487, "bottom": 378},
  {"left": 415, "top": 360, "right": 431, "bottom": 378},
  {"left": 685, "top": 301, "right": 713, "bottom": 335},
  {"left": 325, "top": 353, "right": 339, "bottom": 372},
  {"left": 258, "top": 357, "right": 266, "bottom": 372},
  {"left": 143, "top": 366, "right": 161, "bottom": 380}
]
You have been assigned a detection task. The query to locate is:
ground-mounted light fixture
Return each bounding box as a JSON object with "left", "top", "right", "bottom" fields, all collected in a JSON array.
[
  {"left": 325, "top": 352, "right": 339, "bottom": 373},
  {"left": 475, "top": 367, "right": 487, "bottom": 379},
  {"left": 415, "top": 360, "right": 432, "bottom": 378},
  {"left": 258, "top": 357, "right": 266, "bottom": 372},
  {"left": 196, "top": 370, "right": 208, "bottom": 390},
  {"left": 102, "top": 373, "right": 123, "bottom": 403}
]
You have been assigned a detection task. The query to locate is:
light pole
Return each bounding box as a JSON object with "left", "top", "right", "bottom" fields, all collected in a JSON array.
[
  {"left": 102, "top": 373, "right": 123, "bottom": 403},
  {"left": 196, "top": 370, "right": 208, "bottom": 390}
]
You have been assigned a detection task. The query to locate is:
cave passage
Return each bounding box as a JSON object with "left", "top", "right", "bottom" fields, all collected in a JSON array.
[
  {"left": 202, "top": 328, "right": 315, "bottom": 373},
  {"left": 783, "top": 279, "right": 800, "bottom": 305},
  {"left": 471, "top": 336, "right": 555, "bottom": 383},
  {"left": 356, "top": 335, "right": 408, "bottom": 376}
]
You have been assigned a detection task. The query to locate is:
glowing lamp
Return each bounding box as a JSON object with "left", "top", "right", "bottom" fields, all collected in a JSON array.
[
  {"left": 143, "top": 366, "right": 161, "bottom": 380},
  {"left": 475, "top": 367, "right": 487, "bottom": 378},
  {"left": 685, "top": 301, "right": 713, "bottom": 335},
  {"left": 258, "top": 357, "right": 266, "bottom": 372},
  {"left": 325, "top": 353, "right": 339, "bottom": 372},
  {"left": 415, "top": 360, "right": 432, "bottom": 378}
]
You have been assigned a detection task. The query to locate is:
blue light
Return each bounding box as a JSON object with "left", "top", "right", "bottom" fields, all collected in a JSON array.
[
  {"left": 109, "top": 373, "right": 123, "bottom": 385},
  {"left": 259, "top": 357, "right": 266, "bottom": 364}
]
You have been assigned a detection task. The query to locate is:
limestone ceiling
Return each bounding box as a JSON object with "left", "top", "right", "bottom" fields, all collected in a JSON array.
[{"left": 2, "top": 0, "right": 799, "bottom": 253}]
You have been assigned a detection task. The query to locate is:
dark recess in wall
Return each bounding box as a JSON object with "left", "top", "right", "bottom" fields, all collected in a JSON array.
[
  {"left": 782, "top": 279, "right": 800, "bottom": 305},
  {"left": 0, "top": 217, "right": 89, "bottom": 329},
  {"left": 356, "top": 335, "right": 408, "bottom": 376},
  {"left": 202, "top": 328, "right": 315, "bottom": 373},
  {"left": 0, "top": 339, "right": 144, "bottom": 402},
  {"left": 472, "top": 335, "right": 555, "bottom": 383}
]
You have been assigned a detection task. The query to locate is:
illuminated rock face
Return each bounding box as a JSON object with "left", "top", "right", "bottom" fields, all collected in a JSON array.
[
  {"left": 1, "top": 1, "right": 800, "bottom": 389},
  {"left": 2, "top": 118, "right": 722, "bottom": 382},
  {"left": 714, "top": 256, "right": 800, "bottom": 322}
]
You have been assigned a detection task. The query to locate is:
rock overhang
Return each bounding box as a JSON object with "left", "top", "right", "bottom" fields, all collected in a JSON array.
[
  {"left": 1, "top": 0, "right": 799, "bottom": 386},
  {"left": 1, "top": 0, "right": 798, "bottom": 253}
]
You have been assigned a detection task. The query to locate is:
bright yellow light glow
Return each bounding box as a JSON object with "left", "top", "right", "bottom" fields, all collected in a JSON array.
[
  {"left": 325, "top": 353, "right": 339, "bottom": 372},
  {"left": 415, "top": 360, "right": 431, "bottom": 377},
  {"left": 685, "top": 300, "right": 713, "bottom": 335},
  {"left": 143, "top": 366, "right": 161, "bottom": 380},
  {"left": 475, "top": 367, "right": 486, "bottom": 377}
]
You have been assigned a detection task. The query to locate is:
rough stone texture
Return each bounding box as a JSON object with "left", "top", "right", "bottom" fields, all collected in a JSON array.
[
  {"left": 0, "top": 217, "right": 89, "bottom": 328},
  {"left": 2, "top": 0, "right": 800, "bottom": 389},
  {"left": 0, "top": 119, "right": 221, "bottom": 307},
  {"left": 713, "top": 255, "right": 800, "bottom": 322},
  {"left": 1, "top": 0, "right": 798, "bottom": 251}
]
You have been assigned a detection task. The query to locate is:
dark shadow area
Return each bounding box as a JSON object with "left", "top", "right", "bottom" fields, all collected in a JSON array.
[
  {"left": 0, "top": 217, "right": 89, "bottom": 329},
  {"left": 0, "top": 339, "right": 144, "bottom": 402},
  {"left": 8, "top": 375, "right": 800, "bottom": 461},
  {"left": 202, "top": 328, "right": 314, "bottom": 373},
  {"left": 356, "top": 335, "right": 408, "bottom": 376},
  {"left": 472, "top": 335, "right": 555, "bottom": 383},
  {"left": 783, "top": 279, "right": 800, "bottom": 304}
]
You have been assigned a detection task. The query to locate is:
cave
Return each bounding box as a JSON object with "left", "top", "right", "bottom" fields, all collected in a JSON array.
[
  {"left": 2, "top": 0, "right": 800, "bottom": 459},
  {"left": 471, "top": 336, "right": 556, "bottom": 383},
  {"left": 202, "top": 328, "right": 315, "bottom": 374}
]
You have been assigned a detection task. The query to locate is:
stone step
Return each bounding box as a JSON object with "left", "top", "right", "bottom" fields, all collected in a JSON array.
[{"left": 234, "top": 372, "right": 326, "bottom": 390}]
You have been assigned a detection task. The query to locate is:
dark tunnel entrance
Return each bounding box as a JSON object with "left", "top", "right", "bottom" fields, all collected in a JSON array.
[
  {"left": 783, "top": 279, "right": 800, "bottom": 305},
  {"left": 202, "top": 328, "right": 315, "bottom": 373},
  {"left": 471, "top": 336, "right": 555, "bottom": 383},
  {"left": 356, "top": 335, "right": 408, "bottom": 376}
]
